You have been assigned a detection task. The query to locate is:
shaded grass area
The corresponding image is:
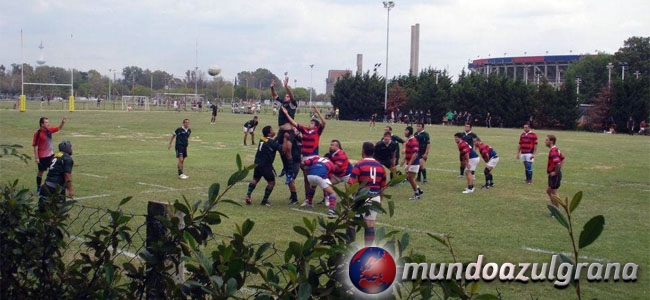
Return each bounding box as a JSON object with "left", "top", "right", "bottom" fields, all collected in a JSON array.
[{"left": 1, "top": 101, "right": 649, "bottom": 298}]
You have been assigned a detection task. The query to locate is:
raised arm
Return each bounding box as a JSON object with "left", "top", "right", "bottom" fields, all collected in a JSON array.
[
  {"left": 311, "top": 105, "right": 326, "bottom": 128},
  {"left": 59, "top": 116, "right": 67, "bottom": 130},
  {"left": 271, "top": 79, "right": 278, "bottom": 99},
  {"left": 283, "top": 77, "right": 295, "bottom": 103}
]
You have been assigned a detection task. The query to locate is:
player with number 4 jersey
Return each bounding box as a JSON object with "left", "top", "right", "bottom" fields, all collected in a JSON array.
[{"left": 347, "top": 142, "right": 387, "bottom": 246}]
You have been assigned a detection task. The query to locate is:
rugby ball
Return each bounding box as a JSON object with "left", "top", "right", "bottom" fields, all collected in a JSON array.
[{"left": 208, "top": 65, "right": 221, "bottom": 76}]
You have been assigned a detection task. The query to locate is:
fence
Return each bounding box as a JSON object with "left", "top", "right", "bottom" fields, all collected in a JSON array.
[{"left": 61, "top": 201, "right": 285, "bottom": 297}]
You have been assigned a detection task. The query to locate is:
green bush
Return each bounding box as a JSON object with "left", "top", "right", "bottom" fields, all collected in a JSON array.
[{"left": 1, "top": 155, "right": 506, "bottom": 299}]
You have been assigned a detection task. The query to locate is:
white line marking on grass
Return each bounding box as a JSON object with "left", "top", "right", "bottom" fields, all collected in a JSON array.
[
  {"left": 137, "top": 182, "right": 174, "bottom": 189},
  {"left": 288, "top": 208, "right": 444, "bottom": 236},
  {"left": 70, "top": 235, "right": 139, "bottom": 259},
  {"left": 74, "top": 194, "right": 110, "bottom": 200},
  {"left": 522, "top": 246, "right": 609, "bottom": 263},
  {"left": 140, "top": 186, "right": 206, "bottom": 194},
  {"left": 429, "top": 167, "right": 630, "bottom": 188},
  {"left": 79, "top": 173, "right": 108, "bottom": 178}
]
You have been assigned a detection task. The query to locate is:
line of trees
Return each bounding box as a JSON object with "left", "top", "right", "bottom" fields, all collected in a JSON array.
[
  {"left": 0, "top": 65, "right": 327, "bottom": 104},
  {"left": 1, "top": 37, "right": 647, "bottom": 131},
  {"left": 332, "top": 37, "right": 649, "bottom": 131}
]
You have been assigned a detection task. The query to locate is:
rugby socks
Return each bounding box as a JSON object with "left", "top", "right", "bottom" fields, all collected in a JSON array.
[
  {"left": 262, "top": 187, "right": 273, "bottom": 202},
  {"left": 364, "top": 227, "right": 375, "bottom": 246},
  {"left": 290, "top": 191, "right": 298, "bottom": 202},
  {"left": 306, "top": 188, "right": 315, "bottom": 204},
  {"left": 247, "top": 182, "right": 257, "bottom": 196},
  {"left": 178, "top": 169, "right": 183, "bottom": 176},
  {"left": 525, "top": 162, "right": 533, "bottom": 181},
  {"left": 421, "top": 169, "right": 427, "bottom": 180},
  {"left": 460, "top": 166, "right": 465, "bottom": 176},
  {"left": 36, "top": 176, "right": 42, "bottom": 190},
  {"left": 328, "top": 194, "right": 337, "bottom": 210}
]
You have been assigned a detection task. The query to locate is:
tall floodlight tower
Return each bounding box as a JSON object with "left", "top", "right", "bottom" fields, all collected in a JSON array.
[
  {"left": 309, "top": 64, "right": 314, "bottom": 106},
  {"left": 382, "top": 1, "right": 395, "bottom": 111}
]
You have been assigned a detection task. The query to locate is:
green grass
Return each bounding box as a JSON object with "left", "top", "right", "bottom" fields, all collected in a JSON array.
[{"left": 1, "top": 101, "right": 649, "bottom": 299}]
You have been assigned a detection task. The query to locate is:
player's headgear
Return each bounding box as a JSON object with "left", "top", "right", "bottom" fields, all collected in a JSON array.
[{"left": 58, "top": 140, "right": 73, "bottom": 155}]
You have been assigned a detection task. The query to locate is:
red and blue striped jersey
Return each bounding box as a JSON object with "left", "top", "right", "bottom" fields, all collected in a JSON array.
[
  {"left": 457, "top": 140, "right": 479, "bottom": 159},
  {"left": 477, "top": 143, "right": 498, "bottom": 162},
  {"left": 330, "top": 149, "right": 352, "bottom": 177},
  {"left": 519, "top": 131, "right": 538, "bottom": 154},
  {"left": 348, "top": 158, "right": 387, "bottom": 194},
  {"left": 404, "top": 136, "right": 419, "bottom": 164},
  {"left": 297, "top": 124, "right": 324, "bottom": 157},
  {"left": 304, "top": 156, "right": 334, "bottom": 179},
  {"left": 547, "top": 146, "right": 565, "bottom": 173}
]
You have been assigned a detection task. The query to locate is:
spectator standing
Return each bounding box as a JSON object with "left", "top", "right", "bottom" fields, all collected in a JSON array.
[{"left": 33, "top": 116, "right": 67, "bottom": 192}]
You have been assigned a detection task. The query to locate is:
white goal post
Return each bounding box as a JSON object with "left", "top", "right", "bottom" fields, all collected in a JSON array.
[{"left": 121, "top": 96, "right": 150, "bottom": 111}]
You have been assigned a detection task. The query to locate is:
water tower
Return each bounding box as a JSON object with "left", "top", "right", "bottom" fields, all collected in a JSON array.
[{"left": 36, "top": 41, "right": 46, "bottom": 65}]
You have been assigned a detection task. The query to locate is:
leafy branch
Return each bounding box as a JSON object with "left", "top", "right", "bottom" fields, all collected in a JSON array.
[{"left": 548, "top": 191, "right": 605, "bottom": 300}]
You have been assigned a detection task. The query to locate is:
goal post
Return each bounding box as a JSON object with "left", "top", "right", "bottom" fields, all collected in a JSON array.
[
  {"left": 121, "top": 96, "right": 150, "bottom": 111},
  {"left": 159, "top": 93, "right": 204, "bottom": 111}
]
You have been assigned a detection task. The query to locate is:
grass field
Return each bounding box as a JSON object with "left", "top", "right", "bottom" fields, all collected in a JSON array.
[{"left": 1, "top": 101, "right": 649, "bottom": 299}]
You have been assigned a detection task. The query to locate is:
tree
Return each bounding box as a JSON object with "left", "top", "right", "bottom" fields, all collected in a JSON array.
[{"left": 331, "top": 72, "right": 384, "bottom": 120}]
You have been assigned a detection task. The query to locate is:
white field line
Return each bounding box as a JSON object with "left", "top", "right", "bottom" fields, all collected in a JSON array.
[
  {"left": 137, "top": 182, "right": 174, "bottom": 190},
  {"left": 74, "top": 194, "right": 110, "bottom": 200},
  {"left": 288, "top": 207, "right": 444, "bottom": 236},
  {"left": 522, "top": 246, "right": 610, "bottom": 263},
  {"left": 290, "top": 207, "right": 616, "bottom": 262},
  {"left": 428, "top": 167, "right": 615, "bottom": 188},
  {"left": 78, "top": 173, "right": 108, "bottom": 178},
  {"left": 69, "top": 235, "right": 138, "bottom": 259},
  {"left": 141, "top": 186, "right": 206, "bottom": 194}
]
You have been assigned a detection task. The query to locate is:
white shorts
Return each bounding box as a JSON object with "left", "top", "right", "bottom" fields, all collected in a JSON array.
[
  {"left": 243, "top": 127, "right": 255, "bottom": 133},
  {"left": 486, "top": 157, "right": 499, "bottom": 168},
  {"left": 356, "top": 195, "right": 381, "bottom": 221},
  {"left": 466, "top": 157, "right": 480, "bottom": 171},
  {"left": 405, "top": 164, "right": 419, "bottom": 173},
  {"left": 332, "top": 174, "right": 350, "bottom": 184},
  {"left": 520, "top": 153, "right": 534, "bottom": 163},
  {"left": 307, "top": 175, "right": 332, "bottom": 189}
]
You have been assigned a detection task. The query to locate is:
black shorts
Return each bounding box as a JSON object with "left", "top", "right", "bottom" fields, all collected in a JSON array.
[
  {"left": 254, "top": 165, "right": 276, "bottom": 182},
  {"left": 378, "top": 159, "right": 392, "bottom": 169},
  {"left": 175, "top": 147, "right": 188, "bottom": 158},
  {"left": 38, "top": 155, "right": 54, "bottom": 172},
  {"left": 277, "top": 129, "right": 295, "bottom": 145},
  {"left": 548, "top": 172, "right": 562, "bottom": 189}
]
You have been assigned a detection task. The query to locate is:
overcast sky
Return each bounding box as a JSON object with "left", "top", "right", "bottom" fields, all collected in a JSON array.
[{"left": 1, "top": 0, "right": 647, "bottom": 94}]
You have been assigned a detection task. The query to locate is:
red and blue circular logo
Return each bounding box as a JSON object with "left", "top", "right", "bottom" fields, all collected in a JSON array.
[{"left": 348, "top": 247, "right": 397, "bottom": 294}]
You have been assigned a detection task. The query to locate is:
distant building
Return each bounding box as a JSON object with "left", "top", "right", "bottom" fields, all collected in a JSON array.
[
  {"left": 326, "top": 70, "right": 352, "bottom": 97},
  {"left": 410, "top": 24, "right": 420, "bottom": 76},
  {"left": 468, "top": 54, "right": 588, "bottom": 88}
]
